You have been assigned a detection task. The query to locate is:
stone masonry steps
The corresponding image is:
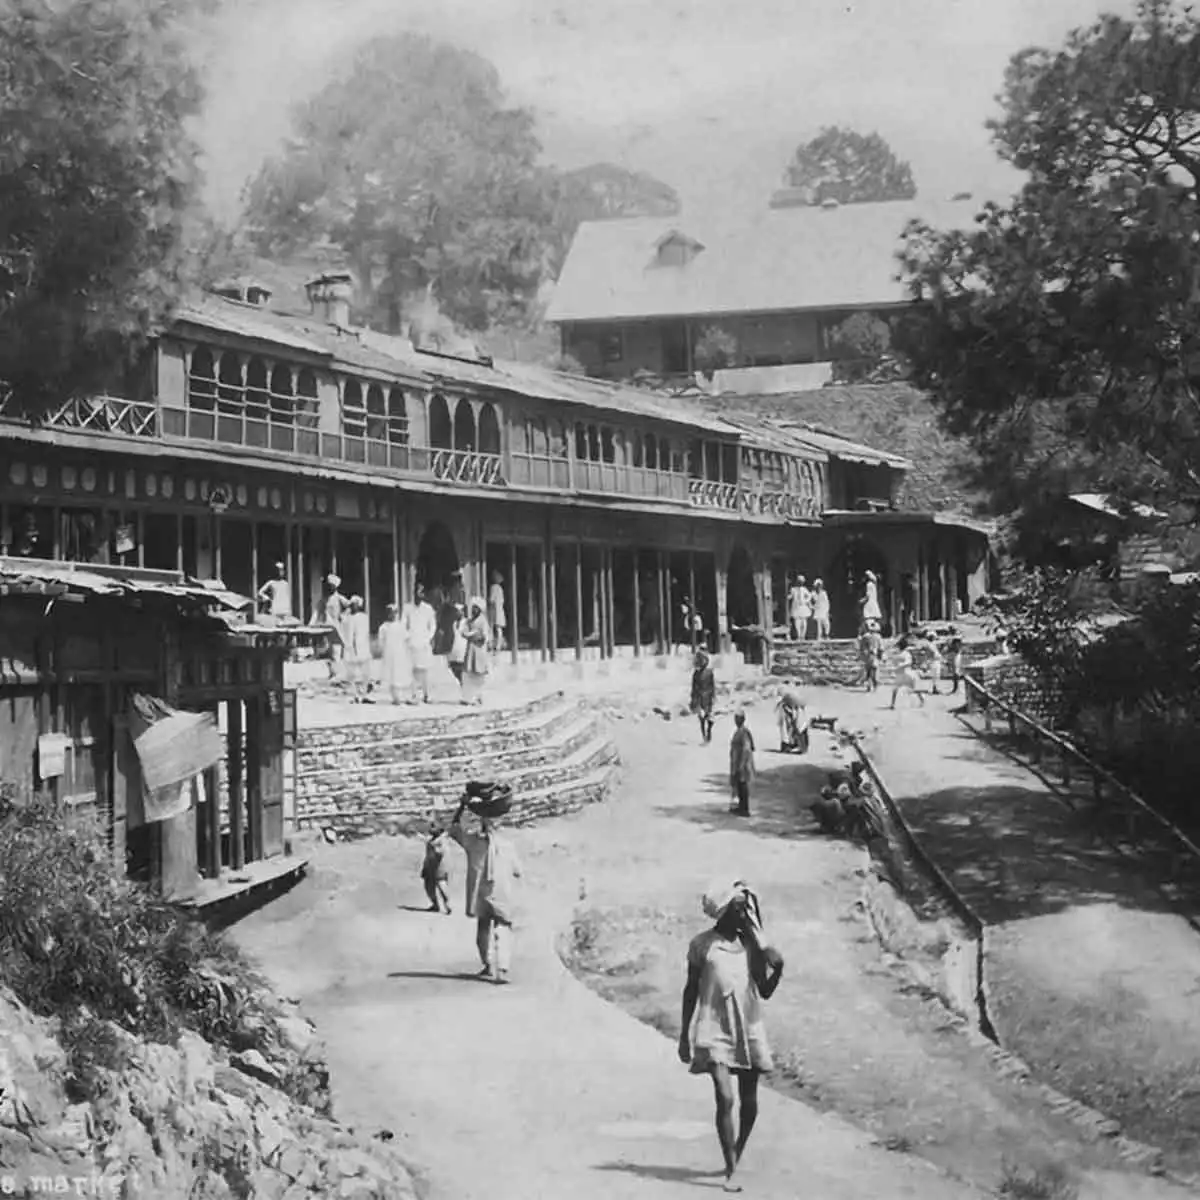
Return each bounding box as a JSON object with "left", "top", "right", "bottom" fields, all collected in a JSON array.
[
  {"left": 298, "top": 696, "right": 591, "bottom": 777},
  {"left": 299, "top": 731, "right": 619, "bottom": 834},
  {"left": 301, "top": 707, "right": 603, "bottom": 798},
  {"left": 298, "top": 689, "right": 567, "bottom": 748}
]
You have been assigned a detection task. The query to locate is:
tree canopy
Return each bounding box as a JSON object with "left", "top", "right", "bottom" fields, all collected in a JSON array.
[
  {"left": 245, "top": 34, "right": 556, "bottom": 335},
  {"left": 0, "top": 0, "right": 212, "bottom": 418},
  {"left": 785, "top": 126, "right": 916, "bottom": 204},
  {"left": 897, "top": 0, "right": 1200, "bottom": 526}
]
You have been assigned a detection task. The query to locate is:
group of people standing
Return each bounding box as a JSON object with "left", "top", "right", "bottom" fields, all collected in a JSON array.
[{"left": 785, "top": 575, "right": 831, "bottom": 641}]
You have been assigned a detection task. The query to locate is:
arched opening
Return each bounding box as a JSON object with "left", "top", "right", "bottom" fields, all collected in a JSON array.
[
  {"left": 188, "top": 348, "right": 216, "bottom": 411},
  {"left": 217, "top": 353, "right": 243, "bottom": 409},
  {"left": 826, "top": 536, "right": 891, "bottom": 638},
  {"left": 245, "top": 358, "right": 269, "bottom": 426},
  {"left": 644, "top": 434, "right": 658, "bottom": 470},
  {"left": 296, "top": 368, "right": 318, "bottom": 427},
  {"left": 429, "top": 393, "right": 452, "bottom": 449},
  {"left": 477, "top": 402, "right": 501, "bottom": 455},
  {"left": 416, "top": 521, "right": 460, "bottom": 603},
  {"left": 453, "top": 399, "right": 476, "bottom": 451},
  {"left": 366, "top": 383, "right": 387, "bottom": 440},
  {"left": 269, "top": 364, "right": 295, "bottom": 426},
  {"left": 387, "top": 387, "right": 409, "bottom": 444},
  {"left": 726, "top": 544, "right": 762, "bottom": 663}
]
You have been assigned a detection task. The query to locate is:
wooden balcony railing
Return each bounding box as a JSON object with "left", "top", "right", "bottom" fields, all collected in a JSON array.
[
  {"left": 689, "top": 479, "right": 821, "bottom": 522},
  {"left": 431, "top": 448, "right": 503, "bottom": 487},
  {"left": 0, "top": 393, "right": 159, "bottom": 437}
]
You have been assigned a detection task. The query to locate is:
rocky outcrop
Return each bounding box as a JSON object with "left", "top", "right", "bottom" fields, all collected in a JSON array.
[{"left": 0, "top": 986, "right": 419, "bottom": 1199}]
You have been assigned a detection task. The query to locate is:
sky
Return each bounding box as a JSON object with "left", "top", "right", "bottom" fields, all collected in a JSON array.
[{"left": 194, "top": 0, "right": 1139, "bottom": 224}]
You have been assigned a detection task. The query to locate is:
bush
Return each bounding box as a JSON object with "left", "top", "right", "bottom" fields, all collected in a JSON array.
[
  {"left": 0, "top": 789, "right": 279, "bottom": 1070},
  {"left": 693, "top": 326, "right": 738, "bottom": 378},
  {"left": 826, "top": 312, "right": 908, "bottom": 384}
]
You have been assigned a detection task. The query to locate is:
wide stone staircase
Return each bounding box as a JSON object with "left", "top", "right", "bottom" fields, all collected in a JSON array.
[{"left": 294, "top": 691, "right": 619, "bottom": 837}]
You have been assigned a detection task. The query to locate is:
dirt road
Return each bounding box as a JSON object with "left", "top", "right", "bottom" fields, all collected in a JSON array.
[{"left": 233, "top": 683, "right": 1194, "bottom": 1200}]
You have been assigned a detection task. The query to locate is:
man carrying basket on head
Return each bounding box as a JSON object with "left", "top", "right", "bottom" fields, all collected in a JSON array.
[{"left": 449, "top": 781, "right": 522, "bottom": 985}]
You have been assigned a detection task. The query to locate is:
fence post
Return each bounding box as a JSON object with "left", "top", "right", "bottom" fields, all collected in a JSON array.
[{"left": 983, "top": 697, "right": 992, "bottom": 734}]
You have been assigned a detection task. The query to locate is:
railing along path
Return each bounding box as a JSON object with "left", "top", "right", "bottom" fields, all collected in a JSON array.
[{"left": 961, "top": 675, "right": 1200, "bottom": 892}]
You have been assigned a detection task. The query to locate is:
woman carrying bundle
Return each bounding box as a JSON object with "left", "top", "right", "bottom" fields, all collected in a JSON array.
[{"left": 774, "top": 689, "right": 810, "bottom": 754}]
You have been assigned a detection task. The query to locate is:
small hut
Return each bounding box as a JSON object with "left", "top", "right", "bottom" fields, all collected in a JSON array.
[{"left": 0, "top": 558, "right": 311, "bottom": 903}]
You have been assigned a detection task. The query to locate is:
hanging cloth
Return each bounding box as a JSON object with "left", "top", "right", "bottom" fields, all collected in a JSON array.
[{"left": 128, "top": 694, "right": 223, "bottom": 824}]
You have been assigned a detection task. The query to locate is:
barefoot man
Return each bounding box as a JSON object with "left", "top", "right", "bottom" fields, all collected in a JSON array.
[{"left": 679, "top": 881, "right": 784, "bottom": 1192}]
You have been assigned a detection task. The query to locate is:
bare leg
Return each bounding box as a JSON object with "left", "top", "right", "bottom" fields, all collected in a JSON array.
[
  {"left": 476, "top": 914, "right": 494, "bottom": 975},
  {"left": 735, "top": 1071, "right": 760, "bottom": 1162},
  {"left": 708, "top": 1065, "right": 741, "bottom": 1190}
]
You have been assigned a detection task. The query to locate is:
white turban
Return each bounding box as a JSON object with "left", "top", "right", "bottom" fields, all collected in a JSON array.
[{"left": 702, "top": 881, "right": 741, "bottom": 921}]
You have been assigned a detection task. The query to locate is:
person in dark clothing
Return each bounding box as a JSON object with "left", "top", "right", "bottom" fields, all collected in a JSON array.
[
  {"left": 728, "top": 711, "right": 756, "bottom": 817},
  {"left": 691, "top": 650, "right": 716, "bottom": 743}
]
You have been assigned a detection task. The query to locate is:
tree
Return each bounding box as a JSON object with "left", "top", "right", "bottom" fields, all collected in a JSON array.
[
  {"left": 546, "top": 163, "right": 679, "bottom": 274},
  {"left": 825, "top": 312, "right": 908, "bottom": 384},
  {"left": 785, "top": 127, "right": 916, "bottom": 204},
  {"left": 897, "top": 0, "right": 1200, "bottom": 524},
  {"left": 245, "top": 34, "right": 555, "bottom": 336},
  {"left": 693, "top": 326, "right": 738, "bottom": 379},
  {"left": 0, "top": 0, "right": 212, "bottom": 418}
]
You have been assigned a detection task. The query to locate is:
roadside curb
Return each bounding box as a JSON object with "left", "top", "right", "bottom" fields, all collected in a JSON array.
[{"left": 850, "top": 735, "right": 1199, "bottom": 1191}]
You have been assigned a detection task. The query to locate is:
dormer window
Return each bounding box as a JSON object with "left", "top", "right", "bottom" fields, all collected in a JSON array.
[{"left": 653, "top": 230, "right": 704, "bottom": 268}]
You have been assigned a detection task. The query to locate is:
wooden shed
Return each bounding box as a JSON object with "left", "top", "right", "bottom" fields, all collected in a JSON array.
[{"left": 0, "top": 558, "right": 305, "bottom": 903}]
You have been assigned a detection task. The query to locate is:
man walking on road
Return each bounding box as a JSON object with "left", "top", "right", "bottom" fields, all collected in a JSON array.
[
  {"left": 449, "top": 799, "right": 522, "bottom": 984},
  {"left": 728, "top": 711, "right": 756, "bottom": 816}
]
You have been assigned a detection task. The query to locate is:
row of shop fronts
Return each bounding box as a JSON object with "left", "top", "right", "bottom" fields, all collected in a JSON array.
[{"left": 0, "top": 438, "right": 990, "bottom": 659}]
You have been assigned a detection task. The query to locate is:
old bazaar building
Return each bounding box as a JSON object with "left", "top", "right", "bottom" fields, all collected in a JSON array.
[{"left": 0, "top": 276, "right": 989, "bottom": 656}]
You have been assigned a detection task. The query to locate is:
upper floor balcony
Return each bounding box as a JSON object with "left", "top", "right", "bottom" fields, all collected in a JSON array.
[{"left": 0, "top": 370, "right": 826, "bottom": 524}]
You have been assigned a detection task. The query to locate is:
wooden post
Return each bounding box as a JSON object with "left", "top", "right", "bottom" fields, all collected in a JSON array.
[
  {"left": 286, "top": 520, "right": 297, "bottom": 618},
  {"left": 688, "top": 550, "right": 697, "bottom": 652},
  {"left": 205, "top": 762, "right": 221, "bottom": 877},
  {"left": 250, "top": 518, "right": 259, "bottom": 601},
  {"left": 391, "top": 507, "right": 401, "bottom": 607},
  {"left": 135, "top": 510, "right": 145, "bottom": 567},
  {"left": 297, "top": 524, "right": 308, "bottom": 624},
  {"left": 657, "top": 549, "right": 668, "bottom": 655},
  {"left": 246, "top": 697, "right": 263, "bottom": 862},
  {"left": 548, "top": 535, "right": 558, "bottom": 660},
  {"left": 604, "top": 548, "right": 615, "bottom": 658},
  {"left": 632, "top": 552, "right": 642, "bottom": 658},
  {"left": 539, "top": 542, "right": 549, "bottom": 662},
  {"left": 574, "top": 542, "right": 585, "bottom": 660},
  {"left": 509, "top": 542, "right": 520, "bottom": 665},
  {"left": 176, "top": 512, "right": 184, "bottom": 574},
  {"left": 362, "top": 530, "right": 371, "bottom": 629},
  {"left": 330, "top": 524, "right": 338, "bottom": 576},
  {"left": 228, "top": 699, "right": 245, "bottom": 872}
]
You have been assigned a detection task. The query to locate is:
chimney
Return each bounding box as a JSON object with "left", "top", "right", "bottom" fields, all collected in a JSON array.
[{"left": 305, "top": 271, "right": 354, "bottom": 327}]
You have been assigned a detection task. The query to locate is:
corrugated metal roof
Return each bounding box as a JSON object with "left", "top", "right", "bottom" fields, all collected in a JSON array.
[
  {"left": 773, "top": 421, "right": 911, "bottom": 469},
  {"left": 1069, "top": 492, "right": 1166, "bottom": 521},
  {"left": 0, "top": 558, "right": 252, "bottom": 611},
  {"left": 545, "top": 197, "right": 990, "bottom": 324}
]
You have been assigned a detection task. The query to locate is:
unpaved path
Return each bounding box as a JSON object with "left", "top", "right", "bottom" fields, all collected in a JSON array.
[
  {"left": 864, "top": 700, "right": 1200, "bottom": 1175},
  {"left": 233, "top": 682, "right": 1196, "bottom": 1200}
]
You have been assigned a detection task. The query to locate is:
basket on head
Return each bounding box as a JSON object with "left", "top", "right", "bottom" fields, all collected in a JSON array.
[{"left": 463, "top": 779, "right": 514, "bottom": 819}]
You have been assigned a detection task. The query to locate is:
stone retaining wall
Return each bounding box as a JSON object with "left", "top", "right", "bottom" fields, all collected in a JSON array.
[
  {"left": 293, "top": 694, "right": 619, "bottom": 835},
  {"left": 770, "top": 639, "right": 863, "bottom": 685},
  {"left": 963, "top": 654, "right": 1065, "bottom": 727}
]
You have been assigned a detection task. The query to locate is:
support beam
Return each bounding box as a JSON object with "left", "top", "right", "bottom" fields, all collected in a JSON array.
[
  {"left": 510, "top": 541, "right": 520, "bottom": 666},
  {"left": 362, "top": 530, "right": 371, "bottom": 628},
  {"left": 548, "top": 536, "right": 558, "bottom": 660},
  {"left": 632, "top": 553, "right": 642, "bottom": 658},
  {"left": 228, "top": 699, "right": 245, "bottom": 872},
  {"left": 604, "top": 548, "right": 616, "bottom": 659},
  {"left": 688, "top": 550, "right": 697, "bottom": 653},
  {"left": 176, "top": 512, "right": 184, "bottom": 575},
  {"left": 391, "top": 506, "right": 401, "bottom": 608},
  {"left": 539, "top": 542, "right": 549, "bottom": 662},
  {"left": 250, "top": 519, "right": 259, "bottom": 603},
  {"left": 574, "top": 543, "right": 584, "bottom": 661},
  {"left": 656, "top": 549, "right": 668, "bottom": 655},
  {"left": 214, "top": 516, "right": 223, "bottom": 584}
]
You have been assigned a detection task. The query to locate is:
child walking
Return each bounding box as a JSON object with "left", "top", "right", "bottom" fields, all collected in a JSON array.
[
  {"left": 729, "top": 710, "right": 756, "bottom": 817},
  {"left": 422, "top": 826, "right": 451, "bottom": 914},
  {"left": 889, "top": 636, "right": 925, "bottom": 710},
  {"left": 858, "top": 623, "right": 883, "bottom": 692}
]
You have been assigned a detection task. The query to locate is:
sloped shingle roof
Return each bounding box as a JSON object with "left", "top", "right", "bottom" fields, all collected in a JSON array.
[{"left": 545, "top": 197, "right": 989, "bottom": 324}]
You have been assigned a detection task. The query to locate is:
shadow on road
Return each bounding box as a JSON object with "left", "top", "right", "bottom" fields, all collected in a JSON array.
[{"left": 592, "top": 1161, "right": 726, "bottom": 1187}]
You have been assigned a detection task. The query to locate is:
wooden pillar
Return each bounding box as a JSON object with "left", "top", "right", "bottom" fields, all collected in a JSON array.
[
  {"left": 605, "top": 548, "right": 616, "bottom": 658},
  {"left": 228, "top": 699, "right": 245, "bottom": 872},
  {"left": 286, "top": 520, "right": 297, "bottom": 617},
  {"left": 204, "top": 762, "right": 221, "bottom": 877},
  {"left": 688, "top": 550, "right": 697, "bottom": 652},
  {"left": 135, "top": 510, "right": 145, "bottom": 567},
  {"left": 574, "top": 542, "right": 585, "bottom": 660},
  {"left": 539, "top": 542, "right": 549, "bottom": 662},
  {"left": 214, "top": 515, "right": 223, "bottom": 583},
  {"left": 362, "top": 530, "right": 371, "bottom": 628},
  {"left": 297, "top": 525, "right": 309, "bottom": 624},
  {"left": 548, "top": 535, "right": 559, "bottom": 660},
  {"left": 330, "top": 524, "right": 338, "bottom": 576},
  {"left": 948, "top": 558, "right": 960, "bottom": 620},
  {"left": 632, "top": 553, "right": 642, "bottom": 657},
  {"left": 656, "top": 549, "right": 668, "bottom": 655},
  {"left": 509, "top": 541, "right": 520, "bottom": 665},
  {"left": 917, "top": 547, "right": 929, "bottom": 623},
  {"left": 0, "top": 500, "right": 8, "bottom": 555},
  {"left": 391, "top": 506, "right": 401, "bottom": 607},
  {"left": 250, "top": 519, "right": 259, "bottom": 601},
  {"left": 716, "top": 564, "right": 730, "bottom": 655},
  {"left": 176, "top": 512, "right": 184, "bottom": 575},
  {"left": 245, "top": 698, "right": 263, "bottom": 863}
]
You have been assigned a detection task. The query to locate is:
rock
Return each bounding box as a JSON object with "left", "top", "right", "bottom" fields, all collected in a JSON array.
[{"left": 230, "top": 1047, "right": 284, "bottom": 1088}]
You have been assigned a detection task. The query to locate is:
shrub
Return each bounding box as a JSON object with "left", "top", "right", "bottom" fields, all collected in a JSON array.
[
  {"left": 693, "top": 326, "right": 738, "bottom": 378},
  {"left": 0, "top": 789, "right": 279, "bottom": 1069}
]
